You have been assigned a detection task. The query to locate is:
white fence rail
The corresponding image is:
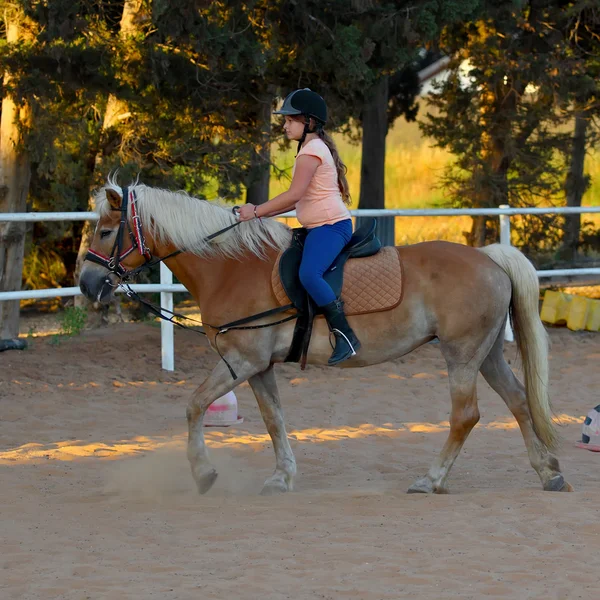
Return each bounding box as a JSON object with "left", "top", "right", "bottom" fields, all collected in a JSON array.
[{"left": 2, "top": 206, "right": 600, "bottom": 370}]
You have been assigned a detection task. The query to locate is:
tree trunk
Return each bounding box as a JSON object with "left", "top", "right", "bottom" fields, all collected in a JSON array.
[
  {"left": 467, "top": 85, "right": 513, "bottom": 247},
  {"left": 466, "top": 215, "right": 488, "bottom": 247},
  {"left": 245, "top": 97, "right": 271, "bottom": 206},
  {"left": 359, "top": 76, "right": 393, "bottom": 244},
  {"left": 74, "top": 0, "right": 143, "bottom": 299},
  {"left": 74, "top": 95, "right": 131, "bottom": 283},
  {"left": 561, "top": 108, "right": 590, "bottom": 260},
  {"left": 359, "top": 76, "right": 388, "bottom": 209},
  {"left": 0, "top": 17, "right": 32, "bottom": 342},
  {"left": 467, "top": 155, "right": 509, "bottom": 247}
]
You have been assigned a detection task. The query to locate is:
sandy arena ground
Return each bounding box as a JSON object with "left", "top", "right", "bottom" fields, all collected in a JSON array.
[{"left": 1, "top": 322, "right": 600, "bottom": 599}]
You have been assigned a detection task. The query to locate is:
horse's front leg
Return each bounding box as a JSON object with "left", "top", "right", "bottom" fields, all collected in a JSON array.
[
  {"left": 248, "top": 365, "right": 296, "bottom": 495},
  {"left": 186, "top": 354, "right": 261, "bottom": 494}
]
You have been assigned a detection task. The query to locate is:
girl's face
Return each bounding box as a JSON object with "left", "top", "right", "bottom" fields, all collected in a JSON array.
[{"left": 283, "top": 115, "right": 306, "bottom": 141}]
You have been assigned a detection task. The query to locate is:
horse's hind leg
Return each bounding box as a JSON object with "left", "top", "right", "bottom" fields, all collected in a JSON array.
[
  {"left": 408, "top": 360, "right": 481, "bottom": 494},
  {"left": 479, "top": 329, "right": 573, "bottom": 492},
  {"left": 248, "top": 365, "right": 297, "bottom": 495}
]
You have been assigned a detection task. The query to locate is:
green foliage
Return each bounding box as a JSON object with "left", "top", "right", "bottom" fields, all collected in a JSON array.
[
  {"left": 269, "top": 1, "right": 482, "bottom": 125},
  {"left": 22, "top": 244, "right": 67, "bottom": 289},
  {"left": 420, "top": 0, "right": 600, "bottom": 248},
  {"left": 58, "top": 306, "right": 87, "bottom": 336},
  {"left": 8, "top": 0, "right": 485, "bottom": 289}
]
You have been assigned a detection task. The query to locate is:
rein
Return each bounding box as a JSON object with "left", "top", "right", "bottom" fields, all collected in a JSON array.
[
  {"left": 85, "top": 186, "right": 297, "bottom": 378},
  {"left": 121, "top": 283, "right": 295, "bottom": 378}
]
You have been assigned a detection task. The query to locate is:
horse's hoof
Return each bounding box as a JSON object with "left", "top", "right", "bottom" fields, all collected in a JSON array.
[
  {"left": 407, "top": 478, "right": 434, "bottom": 494},
  {"left": 195, "top": 469, "right": 218, "bottom": 494},
  {"left": 544, "top": 474, "right": 573, "bottom": 492},
  {"left": 260, "top": 477, "right": 290, "bottom": 496}
]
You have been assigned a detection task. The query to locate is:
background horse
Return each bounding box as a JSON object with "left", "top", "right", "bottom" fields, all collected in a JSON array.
[{"left": 79, "top": 181, "right": 573, "bottom": 495}]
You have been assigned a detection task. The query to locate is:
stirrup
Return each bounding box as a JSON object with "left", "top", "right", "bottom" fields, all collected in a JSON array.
[
  {"left": 332, "top": 328, "right": 358, "bottom": 357},
  {"left": 328, "top": 329, "right": 359, "bottom": 365}
]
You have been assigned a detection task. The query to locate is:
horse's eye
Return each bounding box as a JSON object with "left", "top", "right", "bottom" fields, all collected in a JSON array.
[{"left": 100, "top": 230, "right": 113, "bottom": 239}]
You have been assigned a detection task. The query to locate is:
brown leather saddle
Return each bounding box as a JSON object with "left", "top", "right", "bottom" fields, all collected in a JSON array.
[{"left": 274, "top": 218, "right": 382, "bottom": 367}]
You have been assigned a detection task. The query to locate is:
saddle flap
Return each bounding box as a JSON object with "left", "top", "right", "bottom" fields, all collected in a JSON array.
[{"left": 276, "top": 233, "right": 306, "bottom": 311}]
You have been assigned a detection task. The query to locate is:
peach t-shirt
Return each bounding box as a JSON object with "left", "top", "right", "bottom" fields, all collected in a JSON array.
[{"left": 293, "top": 138, "right": 351, "bottom": 229}]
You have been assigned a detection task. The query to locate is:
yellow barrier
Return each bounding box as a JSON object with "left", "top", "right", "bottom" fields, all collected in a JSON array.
[
  {"left": 540, "top": 291, "right": 570, "bottom": 325},
  {"left": 587, "top": 299, "right": 600, "bottom": 331},
  {"left": 540, "top": 291, "right": 600, "bottom": 332}
]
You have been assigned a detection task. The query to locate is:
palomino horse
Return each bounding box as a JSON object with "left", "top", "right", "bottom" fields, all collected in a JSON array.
[{"left": 79, "top": 181, "right": 573, "bottom": 495}]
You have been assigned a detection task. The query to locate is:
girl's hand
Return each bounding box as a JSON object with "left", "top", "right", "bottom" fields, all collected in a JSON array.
[{"left": 238, "top": 203, "right": 256, "bottom": 221}]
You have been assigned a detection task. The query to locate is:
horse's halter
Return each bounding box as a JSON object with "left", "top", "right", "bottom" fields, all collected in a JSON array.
[{"left": 85, "top": 187, "right": 154, "bottom": 282}]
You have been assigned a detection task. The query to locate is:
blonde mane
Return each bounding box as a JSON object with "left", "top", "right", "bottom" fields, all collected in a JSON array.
[{"left": 95, "top": 178, "right": 291, "bottom": 259}]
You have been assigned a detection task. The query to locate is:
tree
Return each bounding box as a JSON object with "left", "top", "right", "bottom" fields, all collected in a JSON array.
[
  {"left": 0, "top": 5, "right": 32, "bottom": 345},
  {"left": 562, "top": 108, "right": 593, "bottom": 258},
  {"left": 355, "top": 2, "right": 482, "bottom": 219},
  {"left": 3, "top": 0, "right": 127, "bottom": 296},
  {"left": 74, "top": 0, "right": 147, "bottom": 292},
  {"left": 421, "top": 1, "right": 579, "bottom": 248},
  {"left": 11, "top": 1, "right": 285, "bottom": 294},
  {"left": 145, "top": 0, "right": 286, "bottom": 199},
  {"left": 245, "top": 96, "right": 273, "bottom": 206},
  {"left": 559, "top": 1, "right": 600, "bottom": 259},
  {"left": 260, "top": 1, "right": 482, "bottom": 243}
]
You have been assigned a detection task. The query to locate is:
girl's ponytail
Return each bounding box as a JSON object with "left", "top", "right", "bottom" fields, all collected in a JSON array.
[{"left": 317, "top": 129, "right": 351, "bottom": 205}]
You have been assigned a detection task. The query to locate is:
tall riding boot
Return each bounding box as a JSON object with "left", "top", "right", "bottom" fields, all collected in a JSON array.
[{"left": 321, "top": 298, "right": 361, "bottom": 365}]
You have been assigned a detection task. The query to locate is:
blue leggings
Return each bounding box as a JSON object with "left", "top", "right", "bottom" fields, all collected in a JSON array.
[{"left": 299, "top": 219, "right": 353, "bottom": 307}]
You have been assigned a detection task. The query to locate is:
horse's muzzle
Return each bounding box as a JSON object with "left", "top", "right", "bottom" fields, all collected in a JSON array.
[{"left": 79, "top": 268, "right": 115, "bottom": 304}]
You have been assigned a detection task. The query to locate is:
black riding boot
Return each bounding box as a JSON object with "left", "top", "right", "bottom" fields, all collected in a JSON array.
[{"left": 321, "top": 298, "right": 361, "bottom": 365}]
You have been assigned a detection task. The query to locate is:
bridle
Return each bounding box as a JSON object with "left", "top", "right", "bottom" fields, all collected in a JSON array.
[
  {"left": 85, "top": 186, "right": 241, "bottom": 283},
  {"left": 85, "top": 187, "right": 151, "bottom": 280}
]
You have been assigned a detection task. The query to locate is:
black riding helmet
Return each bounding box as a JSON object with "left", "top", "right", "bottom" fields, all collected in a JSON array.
[
  {"left": 273, "top": 88, "right": 327, "bottom": 124},
  {"left": 273, "top": 88, "right": 327, "bottom": 154}
]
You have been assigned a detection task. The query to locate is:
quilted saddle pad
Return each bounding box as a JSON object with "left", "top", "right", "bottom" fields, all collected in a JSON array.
[{"left": 271, "top": 246, "right": 404, "bottom": 316}]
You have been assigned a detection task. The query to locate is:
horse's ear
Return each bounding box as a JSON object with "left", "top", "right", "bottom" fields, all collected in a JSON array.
[{"left": 106, "top": 188, "right": 122, "bottom": 210}]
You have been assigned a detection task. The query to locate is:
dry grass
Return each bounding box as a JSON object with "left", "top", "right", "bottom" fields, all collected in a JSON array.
[
  {"left": 585, "top": 148, "right": 600, "bottom": 206},
  {"left": 392, "top": 215, "right": 470, "bottom": 245}
]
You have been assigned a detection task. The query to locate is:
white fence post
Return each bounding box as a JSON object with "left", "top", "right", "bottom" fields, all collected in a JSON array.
[
  {"left": 498, "top": 204, "right": 515, "bottom": 342},
  {"left": 160, "top": 262, "right": 175, "bottom": 371},
  {"left": 499, "top": 204, "right": 511, "bottom": 246}
]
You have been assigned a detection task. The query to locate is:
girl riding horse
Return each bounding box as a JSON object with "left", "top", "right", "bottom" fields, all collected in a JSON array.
[{"left": 238, "top": 89, "right": 360, "bottom": 366}]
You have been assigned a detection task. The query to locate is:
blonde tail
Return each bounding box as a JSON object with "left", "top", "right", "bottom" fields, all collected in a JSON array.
[{"left": 479, "top": 244, "right": 559, "bottom": 452}]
